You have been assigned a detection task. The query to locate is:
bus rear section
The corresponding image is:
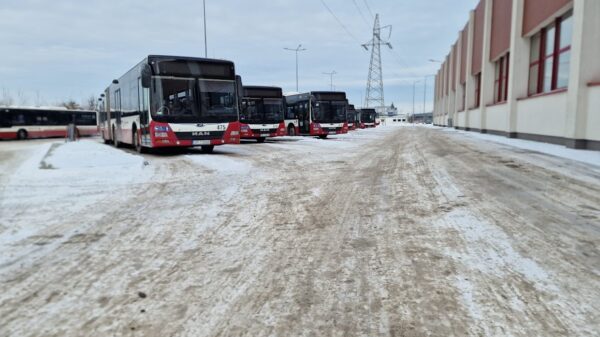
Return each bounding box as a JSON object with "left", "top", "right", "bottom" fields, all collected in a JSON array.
[
  {"left": 101, "top": 55, "right": 242, "bottom": 153},
  {"left": 240, "top": 86, "right": 286, "bottom": 143},
  {"left": 0, "top": 108, "right": 97, "bottom": 140},
  {"left": 359, "top": 108, "right": 377, "bottom": 128},
  {"left": 284, "top": 91, "right": 348, "bottom": 139}
]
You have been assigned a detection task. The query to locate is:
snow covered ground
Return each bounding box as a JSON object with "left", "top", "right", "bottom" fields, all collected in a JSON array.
[
  {"left": 433, "top": 125, "right": 600, "bottom": 167},
  {"left": 0, "top": 126, "right": 599, "bottom": 336}
]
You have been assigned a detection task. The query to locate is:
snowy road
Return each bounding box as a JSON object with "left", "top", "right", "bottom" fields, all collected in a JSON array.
[{"left": 1, "top": 126, "right": 599, "bottom": 337}]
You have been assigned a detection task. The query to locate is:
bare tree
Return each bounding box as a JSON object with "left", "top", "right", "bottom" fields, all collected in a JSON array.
[
  {"left": 1, "top": 88, "right": 14, "bottom": 107},
  {"left": 34, "top": 90, "right": 45, "bottom": 107},
  {"left": 61, "top": 100, "right": 81, "bottom": 110},
  {"left": 86, "top": 95, "right": 97, "bottom": 111},
  {"left": 17, "top": 89, "right": 29, "bottom": 106}
]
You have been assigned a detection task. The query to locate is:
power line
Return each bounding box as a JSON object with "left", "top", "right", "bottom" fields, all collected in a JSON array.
[
  {"left": 319, "top": 0, "right": 362, "bottom": 44},
  {"left": 351, "top": 0, "right": 371, "bottom": 28},
  {"left": 362, "top": 0, "right": 374, "bottom": 18}
]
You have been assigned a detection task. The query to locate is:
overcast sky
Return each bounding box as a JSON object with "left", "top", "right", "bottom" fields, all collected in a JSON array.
[{"left": 0, "top": 0, "right": 478, "bottom": 113}]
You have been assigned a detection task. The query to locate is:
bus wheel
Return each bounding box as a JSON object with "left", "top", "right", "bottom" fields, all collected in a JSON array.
[
  {"left": 17, "top": 129, "right": 28, "bottom": 140},
  {"left": 318, "top": 135, "right": 328, "bottom": 139},
  {"left": 288, "top": 126, "right": 296, "bottom": 136},
  {"left": 201, "top": 145, "right": 214, "bottom": 154},
  {"left": 112, "top": 126, "right": 120, "bottom": 148},
  {"left": 257, "top": 137, "right": 266, "bottom": 143},
  {"left": 133, "top": 130, "right": 144, "bottom": 154}
]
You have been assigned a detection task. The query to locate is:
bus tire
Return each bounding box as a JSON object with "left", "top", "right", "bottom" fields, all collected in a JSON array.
[
  {"left": 17, "top": 129, "right": 28, "bottom": 140},
  {"left": 112, "top": 126, "right": 120, "bottom": 148},
  {"left": 201, "top": 145, "right": 214, "bottom": 153},
  {"left": 257, "top": 137, "right": 266, "bottom": 143},
  {"left": 318, "top": 135, "right": 328, "bottom": 139},
  {"left": 287, "top": 125, "right": 296, "bottom": 137},
  {"left": 133, "top": 129, "right": 144, "bottom": 154}
]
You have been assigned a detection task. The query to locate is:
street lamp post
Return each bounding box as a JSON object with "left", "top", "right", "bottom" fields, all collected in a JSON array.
[
  {"left": 284, "top": 45, "right": 307, "bottom": 92},
  {"left": 203, "top": 0, "right": 208, "bottom": 58},
  {"left": 412, "top": 80, "right": 421, "bottom": 121},
  {"left": 423, "top": 75, "right": 435, "bottom": 115},
  {"left": 323, "top": 71, "right": 337, "bottom": 91}
]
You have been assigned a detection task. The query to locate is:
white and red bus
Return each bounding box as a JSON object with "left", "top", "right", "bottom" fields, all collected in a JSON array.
[
  {"left": 240, "top": 86, "right": 287, "bottom": 142},
  {"left": 347, "top": 104, "right": 358, "bottom": 131},
  {"left": 99, "top": 55, "right": 242, "bottom": 153},
  {"left": 0, "top": 107, "right": 97, "bottom": 140},
  {"left": 284, "top": 91, "right": 348, "bottom": 139},
  {"left": 358, "top": 108, "right": 377, "bottom": 128}
]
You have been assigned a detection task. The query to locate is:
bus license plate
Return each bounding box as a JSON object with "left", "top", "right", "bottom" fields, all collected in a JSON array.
[
  {"left": 260, "top": 133, "right": 270, "bottom": 137},
  {"left": 193, "top": 140, "right": 211, "bottom": 146},
  {"left": 329, "top": 131, "right": 336, "bottom": 135}
]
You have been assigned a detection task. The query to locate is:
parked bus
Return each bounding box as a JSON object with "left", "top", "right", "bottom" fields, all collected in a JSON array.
[
  {"left": 0, "top": 107, "right": 97, "bottom": 140},
  {"left": 359, "top": 108, "right": 377, "bottom": 128},
  {"left": 240, "top": 86, "right": 287, "bottom": 142},
  {"left": 347, "top": 104, "right": 358, "bottom": 131},
  {"left": 100, "top": 55, "right": 242, "bottom": 153},
  {"left": 284, "top": 91, "right": 348, "bottom": 139}
]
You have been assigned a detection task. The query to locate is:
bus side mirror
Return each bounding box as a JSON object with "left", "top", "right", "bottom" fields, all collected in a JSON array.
[
  {"left": 236, "top": 75, "right": 243, "bottom": 99},
  {"left": 140, "top": 64, "right": 152, "bottom": 89},
  {"left": 141, "top": 64, "right": 152, "bottom": 88}
]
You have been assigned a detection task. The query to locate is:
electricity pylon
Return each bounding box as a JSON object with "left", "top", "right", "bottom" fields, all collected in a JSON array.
[{"left": 363, "top": 14, "right": 392, "bottom": 110}]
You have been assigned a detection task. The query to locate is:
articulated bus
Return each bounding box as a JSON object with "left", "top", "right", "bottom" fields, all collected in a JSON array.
[
  {"left": 0, "top": 107, "right": 97, "bottom": 140},
  {"left": 284, "top": 91, "right": 348, "bottom": 139},
  {"left": 347, "top": 104, "right": 358, "bottom": 131},
  {"left": 100, "top": 55, "right": 242, "bottom": 153},
  {"left": 240, "top": 86, "right": 287, "bottom": 142},
  {"left": 359, "top": 108, "right": 377, "bottom": 128}
]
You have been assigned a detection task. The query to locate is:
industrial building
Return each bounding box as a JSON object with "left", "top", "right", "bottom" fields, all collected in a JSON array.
[{"left": 433, "top": 0, "right": 600, "bottom": 150}]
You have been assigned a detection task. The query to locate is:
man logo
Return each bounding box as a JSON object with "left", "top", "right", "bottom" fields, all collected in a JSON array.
[{"left": 196, "top": 123, "right": 205, "bottom": 127}]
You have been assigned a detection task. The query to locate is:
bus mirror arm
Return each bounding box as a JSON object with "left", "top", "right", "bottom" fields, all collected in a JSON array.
[
  {"left": 141, "top": 64, "right": 152, "bottom": 88},
  {"left": 235, "top": 75, "right": 244, "bottom": 104}
]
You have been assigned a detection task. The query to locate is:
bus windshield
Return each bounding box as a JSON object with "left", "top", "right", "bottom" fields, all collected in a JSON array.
[
  {"left": 241, "top": 98, "right": 284, "bottom": 124},
  {"left": 313, "top": 101, "right": 346, "bottom": 123},
  {"left": 364, "top": 112, "right": 376, "bottom": 123},
  {"left": 151, "top": 77, "right": 237, "bottom": 123},
  {"left": 347, "top": 111, "right": 356, "bottom": 123}
]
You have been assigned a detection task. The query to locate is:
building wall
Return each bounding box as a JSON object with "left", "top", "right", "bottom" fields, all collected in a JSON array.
[
  {"left": 586, "top": 86, "right": 600, "bottom": 142},
  {"left": 516, "top": 92, "right": 568, "bottom": 137},
  {"left": 468, "top": 108, "right": 482, "bottom": 130},
  {"left": 433, "top": 0, "right": 599, "bottom": 150},
  {"left": 490, "top": 0, "right": 512, "bottom": 60},
  {"left": 485, "top": 103, "right": 508, "bottom": 132},
  {"left": 472, "top": 1, "right": 486, "bottom": 75},
  {"left": 523, "top": 0, "right": 572, "bottom": 35}
]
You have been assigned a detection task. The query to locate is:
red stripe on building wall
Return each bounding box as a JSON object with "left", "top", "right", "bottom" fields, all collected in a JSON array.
[
  {"left": 445, "top": 55, "right": 450, "bottom": 95},
  {"left": 490, "top": 0, "right": 513, "bottom": 60},
  {"left": 451, "top": 43, "right": 457, "bottom": 91},
  {"left": 460, "top": 25, "right": 468, "bottom": 84},
  {"left": 471, "top": 0, "right": 485, "bottom": 75},
  {"left": 523, "top": 0, "right": 572, "bottom": 36}
]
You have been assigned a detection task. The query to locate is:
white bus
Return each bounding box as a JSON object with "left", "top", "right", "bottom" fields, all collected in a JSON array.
[
  {"left": 284, "top": 91, "right": 348, "bottom": 139},
  {"left": 99, "top": 55, "right": 243, "bottom": 153},
  {"left": 0, "top": 107, "right": 97, "bottom": 140}
]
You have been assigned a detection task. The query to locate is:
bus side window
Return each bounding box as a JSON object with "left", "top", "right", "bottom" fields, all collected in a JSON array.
[
  {"left": 12, "top": 112, "right": 26, "bottom": 126},
  {"left": 0, "top": 111, "right": 11, "bottom": 127},
  {"left": 138, "top": 78, "right": 149, "bottom": 125}
]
